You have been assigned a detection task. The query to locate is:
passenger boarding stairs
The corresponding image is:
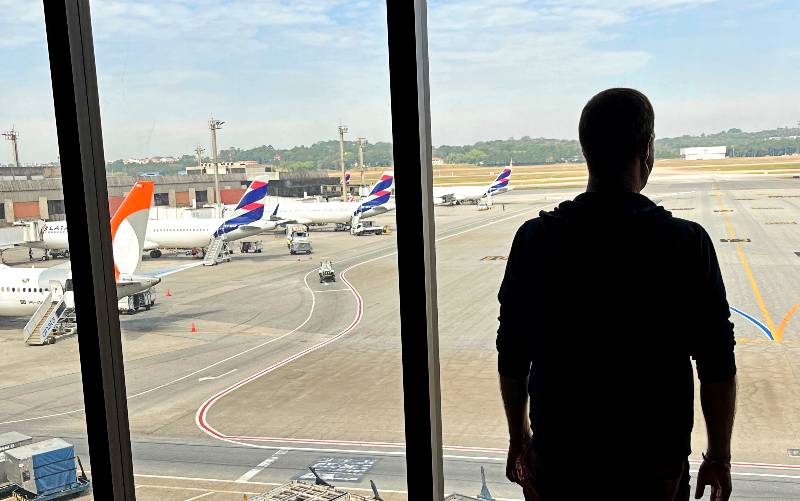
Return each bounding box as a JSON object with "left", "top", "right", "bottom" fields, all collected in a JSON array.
[
  {"left": 203, "top": 236, "right": 230, "bottom": 266},
  {"left": 23, "top": 285, "right": 76, "bottom": 345}
]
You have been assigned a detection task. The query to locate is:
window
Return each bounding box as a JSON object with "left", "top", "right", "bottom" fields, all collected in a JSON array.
[
  {"left": 91, "top": 2, "right": 407, "bottom": 499},
  {"left": 47, "top": 199, "right": 65, "bottom": 217},
  {"left": 31, "top": 1, "right": 799, "bottom": 499},
  {"left": 430, "top": 1, "right": 800, "bottom": 498},
  {"left": 153, "top": 193, "right": 169, "bottom": 206},
  {"left": 0, "top": 3, "right": 90, "bottom": 495}
]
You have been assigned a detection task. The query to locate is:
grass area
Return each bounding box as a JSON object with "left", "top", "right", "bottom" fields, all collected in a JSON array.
[
  {"left": 352, "top": 155, "right": 800, "bottom": 187},
  {"left": 679, "top": 163, "right": 800, "bottom": 172}
]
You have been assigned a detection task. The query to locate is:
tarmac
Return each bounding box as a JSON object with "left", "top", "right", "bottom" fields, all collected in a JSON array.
[{"left": 0, "top": 172, "right": 799, "bottom": 500}]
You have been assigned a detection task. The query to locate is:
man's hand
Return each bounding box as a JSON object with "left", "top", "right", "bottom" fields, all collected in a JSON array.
[
  {"left": 505, "top": 431, "right": 532, "bottom": 483},
  {"left": 695, "top": 456, "right": 731, "bottom": 501}
]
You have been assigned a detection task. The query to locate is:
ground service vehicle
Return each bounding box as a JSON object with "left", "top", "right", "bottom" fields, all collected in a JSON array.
[
  {"left": 239, "top": 241, "right": 263, "bottom": 253},
  {"left": 0, "top": 438, "right": 91, "bottom": 500},
  {"left": 290, "top": 241, "right": 312, "bottom": 255},
  {"left": 351, "top": 220, "right": 385, "bottom": 236},
  {"left": 118, "top": 288, "right": 156, "bottom": 314},
  {"left": 319, "top": 259, "right": 335, "bottom": 283}
]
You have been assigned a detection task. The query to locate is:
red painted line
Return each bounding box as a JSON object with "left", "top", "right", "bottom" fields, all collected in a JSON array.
[
  {"left": 195, "top": 255, "right": 800, "bottom": 475},
  {"left": 196, "top": 266, "right": 364, "bottom": 439}
]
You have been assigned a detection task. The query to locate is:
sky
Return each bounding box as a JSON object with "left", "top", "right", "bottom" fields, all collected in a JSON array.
[{"left": 1, "top": 0, "right": 799, "bottom": 163}]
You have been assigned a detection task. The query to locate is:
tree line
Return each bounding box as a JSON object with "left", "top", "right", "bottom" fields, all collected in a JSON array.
[{"left": 106, "top": 126, "right": 800, "bottom": 175}]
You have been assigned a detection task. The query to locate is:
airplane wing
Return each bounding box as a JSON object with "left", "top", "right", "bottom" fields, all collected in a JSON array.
[{"left": 138, "top": 262, "right": 204, "bottom": 279}]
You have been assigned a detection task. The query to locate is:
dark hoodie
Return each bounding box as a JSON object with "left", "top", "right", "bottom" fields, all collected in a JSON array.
[{"left": 497, "top": 192, "right": 736, "bottom": 466}]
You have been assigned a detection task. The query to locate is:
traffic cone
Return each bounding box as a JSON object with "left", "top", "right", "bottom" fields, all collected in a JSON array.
[
  {"left": 191, "top": 322, "right": 197, "bottom": 333},
  {"left": 165, "top": 289, "right": 172, "bottom": 297}
]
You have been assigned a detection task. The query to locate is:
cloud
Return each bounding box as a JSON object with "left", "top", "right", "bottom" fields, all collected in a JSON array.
[{"left": 2, "top": 0, "right": 797, "bottom": 162}]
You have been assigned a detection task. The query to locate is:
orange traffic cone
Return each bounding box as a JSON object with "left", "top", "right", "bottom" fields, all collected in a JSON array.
[
  {"left": 165, "top": 289, "right": 172, "bottom": 297},
  {"left": 191, "top": 322, "right": 197, "bottom": 333}
]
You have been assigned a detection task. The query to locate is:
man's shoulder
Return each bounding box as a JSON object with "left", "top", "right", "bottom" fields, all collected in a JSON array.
[
  {"left": 657, "top": 213, "right": 708, "bottom": 240},
  {"left": 514, "top": 208, "right": 710, "bottom": 242}
]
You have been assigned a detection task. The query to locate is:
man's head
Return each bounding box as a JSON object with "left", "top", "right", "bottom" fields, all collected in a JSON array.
[{"left": 579, "top": 88, "right": 655, "bottom": 192}]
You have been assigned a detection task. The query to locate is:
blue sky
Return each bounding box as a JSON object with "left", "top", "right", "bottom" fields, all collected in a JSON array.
[{"left": 1, "top": 0, "right": 799, "bottom": 163}]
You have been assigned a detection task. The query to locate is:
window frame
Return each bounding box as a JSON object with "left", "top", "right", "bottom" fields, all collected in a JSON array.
[
  {"left": 44, "top": 0, "right": 136, "bottom": 499},
  {"left": 43, "top": 0, "right": 442, "bottom": 499}
]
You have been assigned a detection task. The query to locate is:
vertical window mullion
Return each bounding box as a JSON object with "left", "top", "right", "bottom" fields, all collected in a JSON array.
[
  {"left": 43, "top": 0, "right": 136, "bottom": 499},
  {"left": 385, "top": 0, "right": 444, "bottom": 499}
]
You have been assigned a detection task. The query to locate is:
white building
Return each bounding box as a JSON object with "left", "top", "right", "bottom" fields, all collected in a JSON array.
[
  {"left": 679, "top": 146, "right": 726, "bottom": 160},
  {"left": 186, "top": 161, "right": 277, "bottom": 179},
  {"left": 432, "top": 156, "right": 444, "bottom": 165}
]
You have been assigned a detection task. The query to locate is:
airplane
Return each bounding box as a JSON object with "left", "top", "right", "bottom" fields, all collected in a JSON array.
[
  {"left": 17, "top": 176, "right": 276, "bottom": 259},
  {"left": 246, "top": 171, "right": 395, "bottom": 227},
  {"left": 433, "top": 165, "right": 513, "bottom": 205},
  {"left": 0, "top": 180, "right": 159, "bottom": 317}
]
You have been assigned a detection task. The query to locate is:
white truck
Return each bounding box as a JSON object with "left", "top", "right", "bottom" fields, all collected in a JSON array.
[
  {"left": 118, "top": 288, "right": 156, "bottom": 314},
  {"left": 286, "top": 224, "right": 311, "bottom": 248},
  {"left": 351, "top": 220, "right": 386, "bottom": 236}
]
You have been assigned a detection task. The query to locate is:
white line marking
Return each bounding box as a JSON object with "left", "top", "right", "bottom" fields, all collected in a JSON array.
[
  {"left": 235, "top": 448, "right": 288, "bottom": 483},
  {"left": 137, "top": 484, "right": 260, "bottom": 496},
  {"left": 195, "top": 204, "right": 548, "bottom": 447},
  {"left": 198, "top": 369, "right": 237, "bottom": 382},
  {"left": 182, "top": 491, "right": 215, "bottom": 501},
  {"left": 0, "top": 268, "right": 318, "bottom": 426}
]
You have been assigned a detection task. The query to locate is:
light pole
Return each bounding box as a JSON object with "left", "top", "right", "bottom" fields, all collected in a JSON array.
[
  {"left": 357, "top": 137, "right": 366, "bottom": 188},
  {"left": 209, "top": 117, "right": 224, "bottom": 216},
  {"left": 2, "top": 128, "right": 21, "bottom": 168},
  {"left": 338, "top": 125, "right": 349, "bottom": 201}
]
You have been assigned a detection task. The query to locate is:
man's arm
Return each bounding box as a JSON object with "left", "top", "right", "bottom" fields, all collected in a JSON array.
[
  {"left": 500, "top": 373, "right": 531, "bottom": 446},
  {"left": 695, "top": 376, "right": 736, "bottom": 501},
  {"left": 500, "top": 373, "right": 532, "bottom": 484},
  {"left": 497, "top": 223, "right": 534, "bottom": 483},
  {"left": 701, "top": 376, "right": 736, "bottom": 460},
  {"left": 692, "top": 227, "right": 737, "bottom": 500}
]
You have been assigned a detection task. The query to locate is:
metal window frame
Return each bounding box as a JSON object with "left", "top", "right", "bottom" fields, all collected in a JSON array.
[
  {"left": 44, "top": 0, "right": 136, "bottom": 499},
  {"left": 42, "top": 0, "right": 443, "bottom": 499},
  {"left": 386, "top": 0, "right": 445, "bottom": 499}
]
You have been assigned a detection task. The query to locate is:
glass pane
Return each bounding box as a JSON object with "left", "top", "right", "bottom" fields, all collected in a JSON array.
[
  {"left": 91, "top": 2, "right": 405, "bottom": 499},
  {"left": 0, "top": 4, "right": 92, "bottom": 497},
  {"left": 430, "top": 1, "right": 800, "bottom": 499}
]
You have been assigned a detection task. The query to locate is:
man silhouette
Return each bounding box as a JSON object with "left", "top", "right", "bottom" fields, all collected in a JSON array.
[{"left": 497, "top": 88, "right": 737, "bottom": 501}]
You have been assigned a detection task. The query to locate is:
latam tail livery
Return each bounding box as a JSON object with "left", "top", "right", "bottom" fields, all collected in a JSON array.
[
  {"left": 245, "top": 171, "right": 395, "bottom": 226},
  {"left": 433, "top": 164, "right": 513, "bottom": 205}
]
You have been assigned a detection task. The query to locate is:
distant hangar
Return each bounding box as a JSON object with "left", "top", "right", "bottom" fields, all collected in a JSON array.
[{"left": 680, "top": 145, "right": 727, "bottom": 160}]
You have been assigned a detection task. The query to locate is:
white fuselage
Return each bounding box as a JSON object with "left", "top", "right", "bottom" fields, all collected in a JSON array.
[
  {"left": 0, "top": 266, "right": 68, "bottom": 316},
  {"left": 20, "top": 218, "right": 268, "bottom": 252},
  {"left": 225, "top": 200, "right": 395, "bottom": 226},
  {"left": 21, "top": 221, "right": 70, "bottom": 250},
  {"left": 432, "top": 185, "right": 489, "bottom": 204},
  {"left": 144, "top": 218, "right": 267, "bottom": 250}
]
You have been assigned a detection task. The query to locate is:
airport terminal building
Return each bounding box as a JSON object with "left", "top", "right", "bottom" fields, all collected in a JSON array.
[{"left": 0, "top": 166, "right": 366, "bottom": 224}]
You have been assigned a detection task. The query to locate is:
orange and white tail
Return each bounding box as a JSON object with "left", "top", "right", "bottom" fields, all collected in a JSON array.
[{"left": 111, "top": 181, "right": 154, "bottom": 280}]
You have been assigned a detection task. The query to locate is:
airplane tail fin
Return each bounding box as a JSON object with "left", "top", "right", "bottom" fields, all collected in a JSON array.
[
  {"left": 111, "top": 180, "right": 154, "bottom": 280},
  {"left": 355, "top": 171, "right": 394, "bottom": 215},
  {"left": 487, "top": 165, "right": 511, "bottom": 194},
  {"left": 221, "top": 176, "right": 270, "bottom": 229}
]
